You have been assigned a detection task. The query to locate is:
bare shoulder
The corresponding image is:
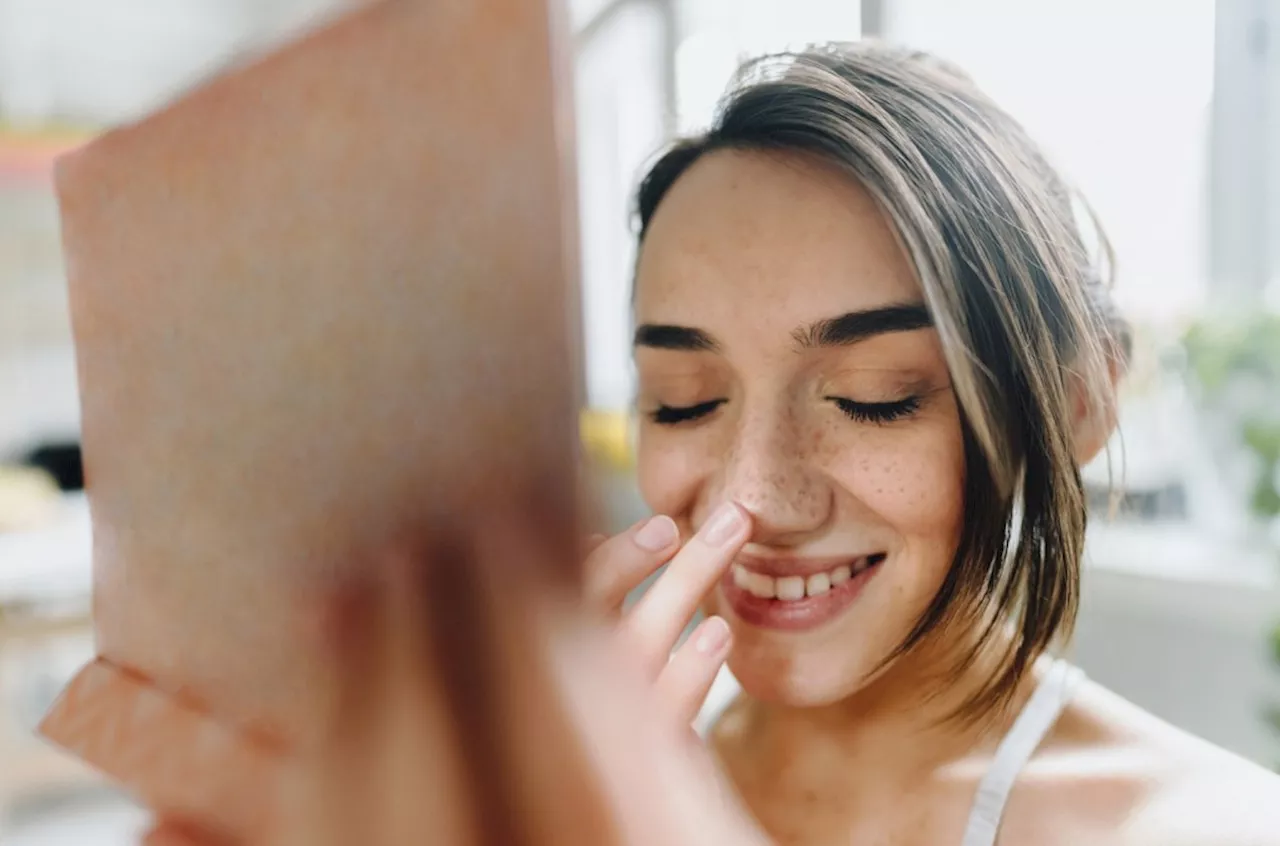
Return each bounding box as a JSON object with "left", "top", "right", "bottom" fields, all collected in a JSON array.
[
  {"left": 1044, "top": 678, "right": 1280, "bottom": 846},
  {"left": 1120, "top": 753, "right": 1280, "bottom": 846}
]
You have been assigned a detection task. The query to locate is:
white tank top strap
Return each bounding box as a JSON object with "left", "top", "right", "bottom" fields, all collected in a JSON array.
[
  {"left": 695, "top": 663, "right": 741, "bottom": 737},
  {"left": 960, "top": 658, "right": 1086, "bottom": 846}
]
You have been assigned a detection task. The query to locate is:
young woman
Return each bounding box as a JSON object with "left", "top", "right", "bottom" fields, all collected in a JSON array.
[
  {"left": 152, "top": 42, "right": 1280, "bottom": 846},
  {"left": 581, "top": 41, "right": 1280, "bottom": 845}
]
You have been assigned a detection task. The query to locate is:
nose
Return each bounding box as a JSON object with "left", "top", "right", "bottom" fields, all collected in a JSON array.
[{"left": 714, "top": 407, "right": 832, "bottom": 545}]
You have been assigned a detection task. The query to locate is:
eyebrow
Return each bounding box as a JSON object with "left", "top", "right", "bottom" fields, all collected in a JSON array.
[
  {"left": 632, "top": 323, "right": 719, "bottom": 352},
  {"left": 633, "top": 303, "right": 932, "bottom": 353},
  {"left": 794, "top": 303, "right": 933, "bottom": 348}
]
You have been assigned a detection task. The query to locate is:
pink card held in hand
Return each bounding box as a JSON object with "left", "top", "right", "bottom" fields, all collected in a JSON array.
[{"left": 39, "top": 0, "right": 582, "bottom": 838}]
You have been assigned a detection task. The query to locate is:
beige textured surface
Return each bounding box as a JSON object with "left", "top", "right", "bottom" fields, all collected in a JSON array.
[{"left": 40, "top": 0, "right": 581, "bottom": 828}]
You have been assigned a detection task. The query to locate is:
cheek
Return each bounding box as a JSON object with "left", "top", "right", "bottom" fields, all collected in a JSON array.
[
  {"left": 829, "top": 423, "right": 966, "bottom": 542},
  {"left": 635, "top": 430, "right": 705, "bottom": 520}
]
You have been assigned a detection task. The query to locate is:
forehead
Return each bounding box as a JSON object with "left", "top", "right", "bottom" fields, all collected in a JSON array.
[{"left": 634, "top": 149, "right": 922, "bottom": 330}]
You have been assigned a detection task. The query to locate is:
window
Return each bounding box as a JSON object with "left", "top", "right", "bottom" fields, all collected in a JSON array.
[
  {"left": 574, "top": 0, "right": 672, "bottom": 411},
  {"left": 886, "top": 0, "right": 1216, "bottom": 320}
]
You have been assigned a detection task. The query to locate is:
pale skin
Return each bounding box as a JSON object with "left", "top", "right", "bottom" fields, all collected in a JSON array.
[{"left": 148, "top": 150, "right": 1279, "bottom": 845}]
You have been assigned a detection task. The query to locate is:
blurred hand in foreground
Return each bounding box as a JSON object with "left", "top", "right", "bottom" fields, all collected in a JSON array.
[{"left": 144, "top": 518, "right": 767, "bottom": 846}]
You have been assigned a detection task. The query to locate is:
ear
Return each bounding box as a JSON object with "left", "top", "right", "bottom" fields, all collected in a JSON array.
[{"left": 1070, "top": 353, "right": 1123, "bottom": 465}]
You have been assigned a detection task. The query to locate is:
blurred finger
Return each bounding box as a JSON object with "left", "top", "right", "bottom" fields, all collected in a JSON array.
[
  {"left": 423, "top": 519, "right": 582, "bottom": 846},
  {"left": 320, "top": 577, "right": 379, "bottom": 737},
  {"left": 307, "top": 540, "right": 474, "bottom": 846},
  {"left": 581, "top": 533, "right": 608, "bottom": 557},
  {"left": 141, "top": 821, "right": 232, "bottom": 846},
  {"left": 582, "top": 516, "right": 679, "bottom": 614},
  {"left": 304, "top": 566, "right": 389, "bottom": 845},
  {"left": 622, "top": 503, "right": 749, "bottom": 676},
  {"left": 654, "top": 616, "right": 733, "bottom": 727},
  {"left": 384, "top": 548, "right": 439, "bottom": 708}
]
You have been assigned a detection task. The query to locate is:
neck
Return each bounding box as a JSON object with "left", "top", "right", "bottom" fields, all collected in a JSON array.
[{"left": 733, "top": 631, "right": 1045, "bottom": 786}]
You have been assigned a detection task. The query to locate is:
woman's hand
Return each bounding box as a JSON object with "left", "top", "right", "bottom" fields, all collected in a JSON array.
[
  {"left": 583, "top": 502, "right": 751, "bottom": 728},
  {"left": 141, "top": 505, "right": 761, "bottom": 846}
]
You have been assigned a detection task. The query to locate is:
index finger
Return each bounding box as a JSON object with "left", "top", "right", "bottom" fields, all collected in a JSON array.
[
  {"left": 582, "top": 516, "right": 681, "bottom": 614},
  {"left": 621, "top": 502, "right": 750, "bottom": 676}
]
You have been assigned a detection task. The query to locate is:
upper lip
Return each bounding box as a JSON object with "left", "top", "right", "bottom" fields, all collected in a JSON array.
[{"left": 733, "top": 553, "right": 880, "bottom": 579}]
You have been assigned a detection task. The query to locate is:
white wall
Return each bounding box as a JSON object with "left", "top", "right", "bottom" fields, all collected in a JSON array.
[
  {"left": 1077, "top": 524, "right": 1280, "bottom": 764},
  {"left": 574, "top": 1, "right": 671, "bottom": 412},
  {"left": 885, "top": 0, "right": 1215, "bottom": 321},
  {"left": 0, "top": 0, "right": 344, "bottom": 127},
  {"left": 673, "top": 0, "right": 862, "bottom": 134}
]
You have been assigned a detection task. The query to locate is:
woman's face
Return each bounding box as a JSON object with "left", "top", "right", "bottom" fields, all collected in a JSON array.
[{"left": 633, "top": 150, "right": 966, "bottom": 707}]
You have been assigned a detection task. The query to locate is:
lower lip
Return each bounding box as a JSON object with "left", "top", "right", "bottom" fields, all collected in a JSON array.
[{"left": 719, "top": 561, "right": 883, "bottom": 632}]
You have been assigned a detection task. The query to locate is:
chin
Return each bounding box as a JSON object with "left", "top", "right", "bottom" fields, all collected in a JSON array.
[
  {"left": 704, "top": 581, "right": 897, "bottom": 708},
  {"left": 722, "top": 636, "right": 873, "bottom": 708}
]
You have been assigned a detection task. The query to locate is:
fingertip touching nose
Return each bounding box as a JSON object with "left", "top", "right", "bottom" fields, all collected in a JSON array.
[{"left": 715, "top": 429, "right": 833, "bottom": 545}]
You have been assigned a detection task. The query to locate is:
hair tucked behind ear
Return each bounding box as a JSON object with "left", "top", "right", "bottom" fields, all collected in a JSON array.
[{"left": 634, "top": 41, "right": 1129, "bottom": 720}]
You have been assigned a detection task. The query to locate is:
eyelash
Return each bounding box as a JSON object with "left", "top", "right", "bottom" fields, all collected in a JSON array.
[
  {"left": 650, "top": 399, "right": 725, "bottom": 425},
  {"left": 827, "top": 396, "right": 921, "bottom": 424},
  {"left": 648, "top": 396, "right": 921, "bottom": 426}
]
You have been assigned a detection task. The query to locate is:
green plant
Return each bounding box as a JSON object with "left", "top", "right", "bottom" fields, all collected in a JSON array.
[
  {"left": 1182, "top": 314, "right": 1280, "bottom": 520},
  {"left": 1269, "top": 624, "right": 1280, "bottom": 734},
  {"left": 1181, "top": 314, "right": 1280, "bottom": 765}
]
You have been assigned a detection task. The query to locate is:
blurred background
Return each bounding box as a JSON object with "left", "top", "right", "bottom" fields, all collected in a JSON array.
[{"left": 1, "top": 0, "right": 1278, "bottom": 841}]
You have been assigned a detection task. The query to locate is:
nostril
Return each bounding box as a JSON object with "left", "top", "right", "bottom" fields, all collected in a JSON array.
[{"left": 724, "top": 481, "right": 833, "bottom": 543}]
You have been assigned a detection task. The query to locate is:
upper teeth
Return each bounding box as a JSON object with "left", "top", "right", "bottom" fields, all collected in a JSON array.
[{"left": 732, "top": 559, "right": 871, "bottom": 601}]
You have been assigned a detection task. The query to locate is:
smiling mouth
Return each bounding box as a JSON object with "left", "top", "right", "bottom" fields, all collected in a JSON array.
[
  {"left": 719, "top": 553, "right": 887, "bottom": 632},
  {"left": 730, "top": 553, "right": 887, "bottom": 601}
]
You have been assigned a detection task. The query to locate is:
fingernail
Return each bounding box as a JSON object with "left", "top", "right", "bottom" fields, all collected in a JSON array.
[
  {"left": 695, "top": 617, "right": 731, "bottom": 655},
  {"left": 702, "top": 502, "right": 746, "bottom": 547},
  {"left": 633, "top": 515, "right": 678, "bottom": 551}
]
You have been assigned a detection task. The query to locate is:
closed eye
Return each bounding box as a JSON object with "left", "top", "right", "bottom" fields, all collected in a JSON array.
[
  {"left": 650, "top": 399, "right": 726, "bottom": 426},
  {"left": 827, "top": 396, "right": 921, "bottom": 425}
]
